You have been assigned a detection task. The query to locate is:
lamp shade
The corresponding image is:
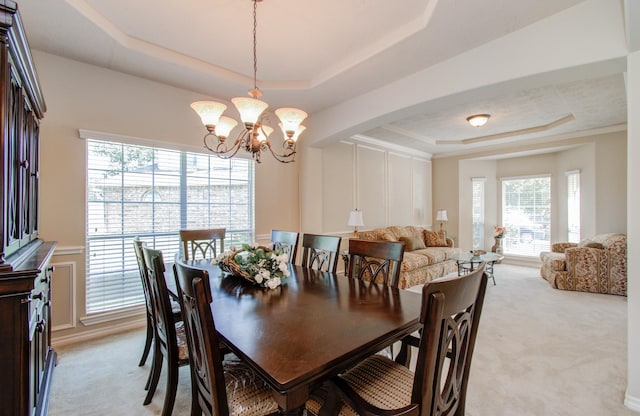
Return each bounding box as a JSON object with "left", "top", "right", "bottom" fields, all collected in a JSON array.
[
  {"left": 436, "top": 209, "right": 448, "bottom": 222},
  {"left": 347, "top": 209, "right": 364, "bottom": 227},
  {"left": 191, "top": 101, "right": 227, "bottom": 126},
  {"left": 231, "top": 97, "right": 268, "bottom": 126},
  {"left": 215, "top": 116, "right": 238, "bottom": 139},
  {"left": 275, "top": 108, "right": 308, "bottom": 135}
]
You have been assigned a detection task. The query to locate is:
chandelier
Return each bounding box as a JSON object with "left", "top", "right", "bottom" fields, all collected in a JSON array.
[{"left": 191, "top": 0, "right": 307, "bottom": 164}]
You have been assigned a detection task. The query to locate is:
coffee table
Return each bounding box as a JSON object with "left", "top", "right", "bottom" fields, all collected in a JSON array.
[{"left": 450, "top": 251, "right": 503, "bottom": 285}]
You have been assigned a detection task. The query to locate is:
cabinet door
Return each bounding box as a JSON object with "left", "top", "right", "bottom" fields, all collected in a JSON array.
[
  {"left": 4, "top": 63, "right": 39, "bottom": 257},
  {"left": 5, "top": 67, "right": 23, "bottom": 252},
  {"left": 0, "top": 292, "right": 31, "bottom": 415},
  {"left": 23, "top": 105, "right": 39, "bottom": 239}
]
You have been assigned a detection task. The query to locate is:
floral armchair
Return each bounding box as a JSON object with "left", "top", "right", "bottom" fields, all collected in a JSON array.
[{"left": 539, "top": 233, "right": 627, "bottom": 296}]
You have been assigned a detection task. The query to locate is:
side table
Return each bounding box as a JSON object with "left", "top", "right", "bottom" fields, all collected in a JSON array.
[{"left": 450, "top": 251, "right": 503, "bottom": 285}]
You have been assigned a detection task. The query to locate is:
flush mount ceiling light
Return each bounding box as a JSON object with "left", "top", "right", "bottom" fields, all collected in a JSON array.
[
  {"left": 191, "top": 0, "right": 307, "bottom": 164},
  {"left": 466, "top": 114, "right": 491, "bottom": 127}
]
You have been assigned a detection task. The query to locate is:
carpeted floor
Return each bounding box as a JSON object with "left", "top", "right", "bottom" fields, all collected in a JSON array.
[{"left": 48, "top": 264, "right": 635, "bottom": 415}]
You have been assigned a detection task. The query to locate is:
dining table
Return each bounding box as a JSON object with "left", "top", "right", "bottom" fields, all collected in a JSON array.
[{"left": 165, "top": 258, "right": 423, "bottom": 414}]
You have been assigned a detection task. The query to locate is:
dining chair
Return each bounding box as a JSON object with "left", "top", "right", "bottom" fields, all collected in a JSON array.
[
  {"left": 180, "top": 228, "right": 226, "bottom": 261},
  {"left": 132, "top": 239, "right": 154, "bottom": 368},
  {"left": 301, "top": 233, "right": 342, "bottom": 273},
  {"left": 141, "top": 246, "right": 190, "bottom": 416},
  {"left": 306, "top": 265, "right": 489, "bottom": 416},
  {"left": 133, "top": 239, "right": 183, "bottom": 388},
  {"left": 270, "top": 229, "right": 300, "bottom": 264},
  {"left": 347, "top": 239, "right": 406, "bottom": 287},
  {"left": 172, "top": 262, "right": 280, "bottom": 416}
]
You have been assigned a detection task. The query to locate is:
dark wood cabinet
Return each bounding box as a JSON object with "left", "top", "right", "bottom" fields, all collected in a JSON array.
[{"left": 0, "top": 2, "right": 56, "bottom": 416}]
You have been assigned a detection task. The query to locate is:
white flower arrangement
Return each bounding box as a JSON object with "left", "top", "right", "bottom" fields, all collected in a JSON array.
[{"left": 216, "top": 243, "right": 289, "bottom": 289}]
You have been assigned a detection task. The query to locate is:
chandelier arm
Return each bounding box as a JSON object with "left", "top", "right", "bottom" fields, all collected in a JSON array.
[
  {"left": 203, "top": 131, "right": 244, "bottom": 159},
  {"left": 263, "top": 140, "right": 296, "bottom": 163}
]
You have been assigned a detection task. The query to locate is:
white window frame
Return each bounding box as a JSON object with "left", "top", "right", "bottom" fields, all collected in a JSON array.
[
  {"left": 500, "top": 174, "right": 551, "bottom": 257},
  {"left": 83, "top": 133, "right": 254, "bottom": 317}
]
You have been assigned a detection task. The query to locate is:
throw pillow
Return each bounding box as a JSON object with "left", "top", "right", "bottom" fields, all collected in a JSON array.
[
  {"left": 399, "top": 236, "right": 426, "bottom": 251},
  {"left": 578, "top": 239, "right": 604, "bottom": 249},
  {"left": 424, "top": 230, "right": 448, "bottom": 247}
]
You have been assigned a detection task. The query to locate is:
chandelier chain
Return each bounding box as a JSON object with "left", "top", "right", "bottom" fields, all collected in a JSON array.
[{"left": 252, "top": 0, "right": 258, "bottom": 92}]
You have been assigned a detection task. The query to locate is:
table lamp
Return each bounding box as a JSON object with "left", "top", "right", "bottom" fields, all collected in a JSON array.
[
  {"left": 347, "top": 209, "right": 364, "bottom": 238},
  {"left": 436, "top": 209, "right": 448, "bottom": 243},
  {"left": 436, "top": 209, "right": 448, "bottom": 232}
]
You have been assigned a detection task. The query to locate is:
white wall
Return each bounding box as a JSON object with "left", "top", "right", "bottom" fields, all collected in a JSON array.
[{"left": 626, "top": 48, "right": 640, "bottom": 411}]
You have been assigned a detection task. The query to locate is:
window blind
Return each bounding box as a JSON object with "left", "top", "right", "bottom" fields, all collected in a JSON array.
[
  {"left": 471, "top": 178, "right": 485, "bottom": 250},
  {"left": 501, "top": 176, "right": 551, "bottom": 257},
  {"left": 86, "top": 139, "right": 254, "bottom": 314},
  {"left": 567, "top": 171, "right": 580, "bottom": 243}
]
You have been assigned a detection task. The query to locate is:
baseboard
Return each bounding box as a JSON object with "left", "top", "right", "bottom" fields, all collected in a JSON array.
[
  {"left": 52, "top": 318, "right": 145, "bottom": 348},
  {"left": 624, "top": 390, "right": 640, "bottom": 412}
]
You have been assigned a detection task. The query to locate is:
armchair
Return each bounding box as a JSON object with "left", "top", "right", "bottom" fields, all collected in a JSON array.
[{"left": 539, "top": 233, "right": 626, "bottom": 296}]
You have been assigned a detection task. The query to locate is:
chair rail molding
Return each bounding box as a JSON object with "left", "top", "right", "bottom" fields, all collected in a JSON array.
[{"left": 53, "top": 246, "right": 84, "bottom": 256}]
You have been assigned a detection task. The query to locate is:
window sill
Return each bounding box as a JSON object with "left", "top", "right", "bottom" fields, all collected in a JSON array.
[{"left": 80, "top": 305, "right": 146, "bottom": 326}]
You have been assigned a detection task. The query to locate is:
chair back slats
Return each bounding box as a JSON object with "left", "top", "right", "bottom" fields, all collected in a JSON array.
[
  {"left": 301, "top": 233, "right": 342, "bottom": 273},
  {"left": 413, "top": 265, "right": 488, "bottom": 416},
  {"left": 142, "top": 247, "right": 177, "bottom": 356},
  {"left": 271, "top": 229, "right": 300, "bottom": 264},
  {"left": 348, "top": 239, "right": 405, "bottom": 287},
  {"left": 173, "top": 262, "right": 228, "bottom": 416},
  {"left": 180, "top": 228, "right": 226, "bottom": 261},
  {"left": 133, "top": 239, "right": 153, "bottom": 316}
]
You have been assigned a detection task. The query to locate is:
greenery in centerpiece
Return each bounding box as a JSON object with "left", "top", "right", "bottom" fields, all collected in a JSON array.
[{"left": 216, "top": 243, "right": 289, "bottom": 289}]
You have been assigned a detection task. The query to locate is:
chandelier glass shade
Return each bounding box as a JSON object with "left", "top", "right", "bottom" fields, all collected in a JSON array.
[{"left": 191, "top": 0, "right": 307, "bottom": 164}]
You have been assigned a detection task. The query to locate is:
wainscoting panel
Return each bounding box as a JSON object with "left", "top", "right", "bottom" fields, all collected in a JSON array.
[
  {"left": 388, "top": 152, "right": 413, "bottom": 225},
  {"left": 358, "top": 145, "right": 387, "bottom": 229},
  {"left": 321, "top": 141, "right": 432, "bottom": 234},
  {"left": 51, "top": 261, "right": 76, "bottom": 331},
  {"left": 413, "top": 158, "right": 432, "bottom": 225},
  {"left": 322, "top": 141, "right": 355, "bottom": 233}
]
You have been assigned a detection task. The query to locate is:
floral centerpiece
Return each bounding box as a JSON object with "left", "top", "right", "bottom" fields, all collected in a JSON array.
[
  {"left": 494, "top": 226, "right": 506, "bottom": 239},
  {"left": 216, "top": 243, "right": 289, "bottom": 289}
]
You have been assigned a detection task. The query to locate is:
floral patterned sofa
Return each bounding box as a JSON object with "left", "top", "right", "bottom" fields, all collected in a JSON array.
[
  {"left": 539, "top": 233, "right": 627, "bottom": 296},
  {"left": 358, "top": 225, "right": 460, "bottom": 288}
]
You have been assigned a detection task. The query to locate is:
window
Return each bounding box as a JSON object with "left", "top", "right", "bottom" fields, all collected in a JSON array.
[
  {"left": 86, "top": 139, "right": 254, "bottom": 314},
  {"left": 472, "top": 178, "right": 485, "bottom": 250},
  {"left": 501, "top": 175, "right": 550, "bottom": 257},
  {"left": 566, "top": 170, "right": 580, "bottom": 243}
]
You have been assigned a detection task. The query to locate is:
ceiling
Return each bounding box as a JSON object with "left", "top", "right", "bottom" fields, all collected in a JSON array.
[{"left": 18, "top": 0, "right": 628, "bottom": 157}]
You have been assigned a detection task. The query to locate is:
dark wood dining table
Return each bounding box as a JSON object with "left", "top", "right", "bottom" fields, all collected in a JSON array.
[{"left": 166, "top": 259, "right": 423, "bottom": 414}]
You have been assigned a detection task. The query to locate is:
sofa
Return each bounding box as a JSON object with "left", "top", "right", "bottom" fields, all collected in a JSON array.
[
  {"left": 358, "top": 225, "right": 460, "bottom": 288},
  {"left": 539, "top": 233, "right": 627, "bottom": 296}
]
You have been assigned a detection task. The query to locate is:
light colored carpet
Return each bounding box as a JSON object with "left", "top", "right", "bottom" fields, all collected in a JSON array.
[{"left": 48, "top": 264, "right": 635, "bottom": 415}]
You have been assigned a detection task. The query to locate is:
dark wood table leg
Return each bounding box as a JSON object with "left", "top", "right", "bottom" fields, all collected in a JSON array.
[{"left": 272, "top": 387, "right": 308, "bottom": 416}]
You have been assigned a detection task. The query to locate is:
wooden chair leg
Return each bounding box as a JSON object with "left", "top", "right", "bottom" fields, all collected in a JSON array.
[
  {"left": 190, "top": 367, "right": 201, "bottom": 416},
  {"left": 144, "top": 337, "right": 158, "bottom": 391},
  {"left": 143, "top": 346, "right": 163, "bottom": 405},
  {"left": 161, "top": 359, "right": 179, "bottom": 416},
  {"left": 138, "top": 313, "right": 154, "bottom": 367}
]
